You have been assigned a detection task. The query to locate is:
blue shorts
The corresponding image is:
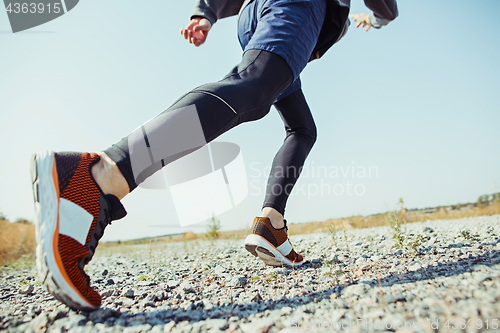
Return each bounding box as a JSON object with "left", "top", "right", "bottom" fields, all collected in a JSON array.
[{"left": 237, "top": 0, "right": 326, "bottom": 100}]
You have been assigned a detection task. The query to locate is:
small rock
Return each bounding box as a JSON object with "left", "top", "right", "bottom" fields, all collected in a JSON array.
[
  {"left": 123, "top": 289, "right": 134, "bottom": 298},
  {"left": 102, "top": 269, "right": 108, "bottom": 276},
  {"left": 154, "top": 291, "right": 165, "bottom": 302},
  {"left": 341, "top": 283, "right": 371, "bottom": 297},
  {"left": 18, "top": 284, "right": 34, "bottom": 295},
  {"left": 141, "top": 300, "right": 155, "bottom": 308},
  {"left": 229, "top": 275, "right": 247, "bottom": 288},
  {"left": 383, "top": 293, "right": 406, "bottom": 304},
  {"left": 163, "top": 321, "right": 176, "bottom": 333},
  {"left": 166, "top": 280, "right": 180, "bottom": 289},
  {"left": 355, "top": 257, "right": 367, "bottom": 266},
  {"left": 48, "top": 308, "right": 68, "bottom": 321},
  {"left": 28, "top": 313, "right": 49, "bottom": 332},
  {"left": 392, "top": 249, "right": 403, "bottom": 256},
  {"left": 213, "top": 266, "right": 226, "bottom": 276},
  {"left": 408, "top": 263, "right": 421, "bottom": 272},
  {"left": 137, "top": 280, "right": 156, "bottom": 286},
  {"left": 106, "top": 279, "right": 115, "bottom": 285},
  {"left": 206, "top": 318, "right": 229, "bottom": 330},
  {"left": 251, "top": 293, "right": 263, "bottom": 302},
  {"left": 474, "top": 273, "right": 492, "bottom": 283},
  {"left": 180, "top": 281, "right": 195, "bottom": 293}
]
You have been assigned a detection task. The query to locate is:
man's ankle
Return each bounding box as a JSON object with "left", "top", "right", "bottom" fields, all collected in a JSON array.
[
  {"left": 261, "top": 207, "right": 285, "bottom": 229},
  {"left": 92, "top": 152, "right": 129, "bottom": 200}
]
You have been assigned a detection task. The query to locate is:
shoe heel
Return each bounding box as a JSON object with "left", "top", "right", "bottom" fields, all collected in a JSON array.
[{"left": 245, "top": 244, "right": 258, "bottom": 257}]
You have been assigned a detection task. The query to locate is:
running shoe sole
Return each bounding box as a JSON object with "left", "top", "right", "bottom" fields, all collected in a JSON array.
[
  {"left": 31, "top": 150, "right": 97, "bottom": 311},
  {"left": 244, "top": 234, "right": 303, "bottom": 268}
]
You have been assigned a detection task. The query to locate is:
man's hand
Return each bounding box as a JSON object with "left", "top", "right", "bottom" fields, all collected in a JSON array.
[
  {"left": 349, "top": 13, "right": 372, "bottom": 31},
  {"left": 180, "top": 18, "right": 212, "bottom": 47}
]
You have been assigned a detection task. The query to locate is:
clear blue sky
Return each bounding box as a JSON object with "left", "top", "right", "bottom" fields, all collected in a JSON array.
[{"left": 1, "top": 0, "right": 499, "bottom": 241}]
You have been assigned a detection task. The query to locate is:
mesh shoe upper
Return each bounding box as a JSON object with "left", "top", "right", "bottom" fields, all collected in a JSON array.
[
  {"left": 54, "top": 152, "right": 126, "bottom": 307},
  {"left": 250, "top": 217, "right": 303, "bottom": 263}
]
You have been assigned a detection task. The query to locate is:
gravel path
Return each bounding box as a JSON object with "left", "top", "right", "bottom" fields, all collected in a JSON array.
[{"left": 1, "top": 215, "right": 500, "bottom": 333}]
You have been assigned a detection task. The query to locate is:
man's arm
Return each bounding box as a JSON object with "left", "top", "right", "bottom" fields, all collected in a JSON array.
[
  {"left": 363, "top": 0, "right": 398, "bottom": 29},
  {"left": 181, "top": 0, "right": 245, "bottom": 47},
  {"left": 191, "top": 0, "right": 245, "bottom": 25}
]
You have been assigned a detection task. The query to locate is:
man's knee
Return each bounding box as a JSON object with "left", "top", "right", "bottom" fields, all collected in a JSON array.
[
  {"left": 290, "top": 124, "right": 317, "bottom": 147},
  {"left": 307, "top": 124, "right": 318, "bottom": 146}
]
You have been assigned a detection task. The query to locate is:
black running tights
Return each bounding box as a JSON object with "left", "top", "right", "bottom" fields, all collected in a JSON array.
[{"left": 104, "top": 49, "right": 316, "bottom": 216}]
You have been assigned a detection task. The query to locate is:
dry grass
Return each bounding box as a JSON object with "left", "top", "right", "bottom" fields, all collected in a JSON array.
[
  {"left": 2, "top": 199, "right": 499, "bottom": 264},
  {"left": 288, "top": 200, "right": 500, "bottom": 236},
  {"left": 184, "top": 231, "right": 197, "bottom": 241},
  {"left": 405, "top": 201, "right": 500, "bottom": 222},
  {"left": 0, "top": 218, "right": 36, "bottom": 266}
]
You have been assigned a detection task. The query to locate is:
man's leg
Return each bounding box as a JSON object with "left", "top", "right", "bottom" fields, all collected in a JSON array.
[
  {"left": 261, "top": 88, "right": 317, "bottom": 228},
  {"left": 102, "top": 49, "right": 293, "bottom": 193},
  {"left": 245, "top": 89, "right": 316, "bottom": 267},
  {"left": 31, "top": 49, "right": 293, "bottom": 311},
  {"left": 238, "top": 0, "right": 326, "bottom": 267}
]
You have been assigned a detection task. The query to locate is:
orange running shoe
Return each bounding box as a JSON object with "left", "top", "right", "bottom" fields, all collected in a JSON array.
[
  {"left": 30, "top": 151, "right": 127, "bottom": 310},
  {"left": 245, "top": 217, "right": 304, "bottom": 267}
]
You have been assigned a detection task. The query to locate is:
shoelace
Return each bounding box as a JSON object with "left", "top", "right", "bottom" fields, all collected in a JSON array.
[{"left": 79, "top": 203, "right": 112, "bottom": 274}]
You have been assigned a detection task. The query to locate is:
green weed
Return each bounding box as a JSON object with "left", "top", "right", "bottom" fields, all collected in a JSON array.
[
  {"left": 341, "top": 220, "right": 349, "bottom": 252},
  {"left": 386, "top": 211, "right": 406, "bottom": 250},
  {"left": 407, "top": 234, "right": 425, "bottom": 253},
  {"left": 334, "top": 270, "right": 344, "bottom": 277},
  {"left": 265, "top": 272, "right": 279, "bottom": 283},
  {"left": 205, "top": 216, "right": 221, "bottom": 241},
  {"left": 461, "top": 230, "right": 481, "bottom": 242},
  {"left": 386, "top": 211, "right": 424, "bottom": 256},
  {"left": 326, "top": 221, "right": 338, "bottom": 247}
]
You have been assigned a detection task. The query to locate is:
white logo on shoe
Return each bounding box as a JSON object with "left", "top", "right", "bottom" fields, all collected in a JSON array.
[{"left": 58, "top": 198, "right": 93, "bottom": 245}]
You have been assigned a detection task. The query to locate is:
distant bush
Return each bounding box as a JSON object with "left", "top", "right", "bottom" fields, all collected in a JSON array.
[
  {"left": 477, "top": 194, "right": 490, "bottom": 207},
  {"left": 184, "top": 231, "right": 197, "bottom": 241}
]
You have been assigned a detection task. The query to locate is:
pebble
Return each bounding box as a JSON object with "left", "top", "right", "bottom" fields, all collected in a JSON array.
[
  {"left": 166, "top": 280, "right": 180, "bottom": 289},
  {"left": 18, "top": 284, "right": 34, "bottom": 295},
  {"left": 383, "top": 292, "right": 406, "bottom": 304},
  {"left": 408, "top": 263, "right": 421, "bottom": 271},
  {"left": 180, "top": 281, "right": 194, "bottom": 293},
  {"left": 229, "top": 275, "right": 247, "bottom": 288},
  {"left": 123, "top": 289, "right": 134, "bottom": 298}
]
